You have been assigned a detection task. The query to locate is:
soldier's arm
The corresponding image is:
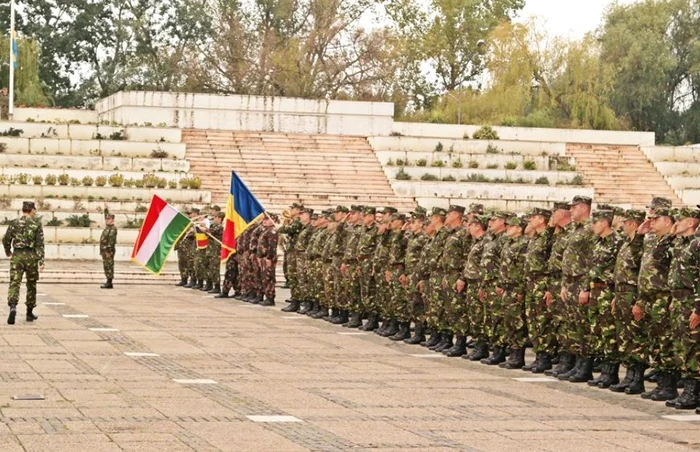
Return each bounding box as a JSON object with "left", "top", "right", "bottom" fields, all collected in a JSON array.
[
  {"left": 2, "top": 222, "right": 13, "bottom": 256},
  {"left": 36, "top": 224, "right": 45, "bottom": 266},
  {"left": 267, "top": 231, "right": 279, "bottom": 260}
]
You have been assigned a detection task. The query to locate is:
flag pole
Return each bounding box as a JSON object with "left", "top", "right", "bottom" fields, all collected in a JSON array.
[{"left": 9, "top": 0, "right": 15, "bottom": 119}]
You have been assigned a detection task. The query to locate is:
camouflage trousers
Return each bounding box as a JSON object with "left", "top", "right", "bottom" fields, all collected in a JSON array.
[
  {"left": 7, "top": 251, "right": 39, "bottom": 308},
  {"left": 562, "top": 276, "right": 590, "bottom": 356},
  {"left": 375, "top": 268, "right": 392, "bottom": 317},
  {"left": 669, "top": 293, "right": 699, "bottom": 377},
  {"left": 251, "top": 256, "right": 262, "bottom": 294},
  {"left": 194, "top": 249, "right": 207, "bottom": 281},
  {"left": 308, "top": 259, "right": 325, "bottom": 301},
  {"left": 503, "top": 287, "right": 527, "bottom": 349},
  {"left": 321, "top": 262, "right": 335, "bottom": 308},
  {"left": 589, "top": 286, "right": 616, "bottom": 359},
  {"left": 286, "top": 251, "right": 300, "bottom": 300},
  {"left": 612, "top": 289, "right": 638, "bottom": 364},
  {"left": 483, "top": 282, "right": 504, "bottom": 344},
  {"left": 412, "top": 276, "right": 427, "bottom": 325},
  {"left": 177, "top": 248, "right": 190, "bottom": 280},
  {"left": 443, "top": 273, "right": 467, "bottom": 335},
  {"left": 101, "top": 254, "right": 114, "bottom": 280},
  {"left": 388, "top": 268, "right": 409, "bottom": 322},
  {"left": 631, "top": 291, "right": 672, "bottom": 369},
  {"left": 548, "top": 273, "right": 566, "bottom": 351},
  {"left": 465, "top": 281, "right": 486, "bottom": 342},
  {"left": 425, "top": 273, "right": 446, "bottom": 331},
  {"left": 221, "top": 256, "right": 239, "bottom": 294},
  {"left": 206, "top": 248, "right": 221, "bottom": 284},
  {"left": 330, "top": 258, "right": 343, "bottom": 309},
  {"left": 525, "top": 277, "right": 556, "bottom": 355},
  {"left": 261, "top": 258, "right": 277, "bottom": 299},
  {"left": 340, "top": 262, "right": 360, "bottom": 309},
  {"left": 296, "top": 255, "right": 309, "bottom": 299},
  {"left": 358, "top": 260, "right": 376, "bottom": 314}
]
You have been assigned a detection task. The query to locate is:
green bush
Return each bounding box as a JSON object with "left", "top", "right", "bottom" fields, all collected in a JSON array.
[
  {"left": 150, "top": 149, "right": 169, "bottom": 159},
  {"left": 486, "top": 144, "right": 500, "bottom": 154},
  {"left": 45, "top": 174, "right": 57, "bottom": 185},
  {"left": 66, "top": 214, "right": 92, "bottom": 228},
  {"left": 0, "top": 128, "right": 23, "bottom": 137},
  {"left": 486, "top": 163, "right": 499, "bottom": 169},
  {"left": 386, "top": 158, "right": 395, "bottom": 166},
  {"left": 431, "top": 160, "right": 446, "bottom": 168},
  {"left": 82, "top": 176, "right": 94, "bottom": 186},
  {"left": 442, "top": 175, "right": 456, "bottom": 182},
  {"left": 58, "top": 174, "right": 70, "bottom": 186},
  {"left": 395, "top": 168, "right": 412, "bottom": 180},
  {"left": 156, "top": 177, "right": 167, "bottom": 189},
  {"left": 535, "top": 176, "right": 550, "bottom": 185},
  {"left": 452, "top": 158, "right": 463, "bottom": 168},
  {"left": 124, "top": 178, "right": 134, "bottom": 188},
  {"left": 523, "top": 160, "right": 537, "bottom": 171},
  {"left": 189, "top": 176, "right": 202, "bottom": 189},
  {"left": 109, "top": 130, "right": 127, "bottom": 141},
  {"left": 168, "top": 180, "right": 178, "bottom": 189},
  {"left": 469, "top": 160, "right": 479, "bottom": 169},
  {"left": 462, "top": 133, "right": 470, "bottom": 140},
  {"left": 124, "top": 217, "right": 145, "bottom": 229},
  {"left": 420, "top": 173, "right": 438, "bottom": 181},
  {"left": 70, "top": 177, "right": 81, "bottom": 186},
  {"left": 416, "top": 159, "right": 428, "bottom": 167},
  {"left": 95, "top": 176, "right": 107, "bottom": 187},
  {"left": 179, "top": 177, "right": 190, "bottom": 189},
  {"left": 17, "top": 173, "right": 30, "bottom": 185},
  {"left": 46, "top": 217, "right": 62, "bottom": 227},
  {"left": 134, "top": 179, "right": 145, "bottom": 188},
  {"left": 143, "top": 174, "right": 159, "bottom": 188},
  {"left": 434, "top": 142, "right": 444, "bottom": 153},
  {"left": 32, "top": 175, "right": 44, "bottom": 185},
  {"left": 460, "top": 174, "right": 490, "bottom": 183},
  {"left": 473, "top": 126, "right": 499, "bottom": 140},
  {"left": 108, "top": 174, "right": 125, "bottom": 187},
  {"left": 568, "top": 175, "right": 585, "bottom": 186},
  {"left": 504, "top": 162, "right": 517, "bottom": 170}
]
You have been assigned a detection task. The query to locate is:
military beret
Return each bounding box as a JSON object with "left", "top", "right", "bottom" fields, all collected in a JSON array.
[
  {"left": 649, "top": 208, "right": 675, "bottom": 220},
  {"left": 217, "top": 212, "right": 226, "bottom": 219},
  {"left": 381, "top": 207, "right": 398, "bottom": 215},
  {"left": 571, "top": 195, "right": 592, "bottom": 206},
  {"left": 592, "top": 210, "right": 614, "bottom": 223},
  {"left": 311, "top": 213, "right": 320, "bottom": 220},
  {"left": 350, "top": 205, "right": 362, "bottom": 212},
  {"left": 104, "top": 213, "right": 115, "bottom": 220},
  {"left": 506, "top": 215, "right": 524, "bottom": 227},
  {"left": 190, "top": 207, "right": 200, "bottom": 214},
  {"left": 528, "top": 207, "right": 552, "bottom": 219},
  {"left": 468, "top": 215, "right": 489, "bottom": 229},
  {"left": 447, "top": 204, "right": 466, "bottom": 215},
  {"left": 301, "top": 208, "right": 314, "bottom": 215},
  {"left": 491, "top": 210, "right": 513, "bottom": 220},
  {"left": 291, "top": 202, "right": 304, "bottom": 209},
  {"left": 469, "top": 203, "right": 485, "bottom": 215},
  {"left": 552, "top": 201, "right": 571, "bottom": 211},
  {"left": 431, "top": 207, "right": 447, "bottom": 217},
  {"left": 335, "top": 205, "right": 350, "bottom": 213},
  {"left": 22, "top": 201, "right": 36, "bottom": 211},
  {"left": 676, "top": 207, "right": 700, "bottom": 220},
  {"left": 392, "top": 213, "right": 407, "bottom": 222},
  {"left": 211, "top": 205, "right": 221, "bottom": 212},
  {"left": 363, "top": 206, "right": 377, "bottom": 215},
  {"left": 597, "top": 204, "right": 624, "bottom": 216},
  {"left": 620, "top": 209, "right": 646, "bottom": 224},
  {"left": 647, "top": 196, "right": 673, "bottom": 210},
  {"left": 411, "top": 206, "right": 427, "bottom": 219}
]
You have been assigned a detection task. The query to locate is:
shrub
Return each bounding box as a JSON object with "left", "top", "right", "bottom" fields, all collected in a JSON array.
[
  {"left": 486, "top": 144, "right": 500, "bottom": 154},
  {"left": 95, "top": 176, "right": 107, "bottom": 187},
  {"left": 0, "top": 143, "right": 6, "bottom": 153},
  {"left": 134, "top": 179, "right": 145, "bottom": 188},
  {"left": 17, "top": 173, "right": 30, "bottom": 185},
  {"left": 150, "top": 149, "right": 169, "bottom": 159},
  {"left": 108, "top": 173, "right": 125, "bottom": 187},
  {"left": 156, "top": 177, "right": 167, "bottom": 189},
  {"left": 70, "top": 177, "right": 81, "bottom": 186},
  {"left": 179, "top": 177, "right": 190, "bottom": 189},
  {"left": 395, "top": 158, "right": 411, "bottom": 166},
  {"left": 0, "top": 175, "right": 7, "bottom": 185},
  {"left": 390, "top": 131, "right": 403, "bottom": 137},
  {"left": 568, "top": 175, "right": 585, "bottom": 186},
  {"left": 549, "top": 156, "right": 577, "bottom": 172},
  {"left": 0, "top": 128, "right": 23, "bottom": 137},
  {"left": 523, "top": 160, "right": 537, "bottom": 171},
  {"left": 45, "top": 174, "right": 57, "bottom": 185},
  {"left": 460, "top": 174, "right": 490, "bottom": 183},
  {"left": 58, "top": 174, "right": 71, "bottom": 186},
  {"left": 462, "top": 133, "right": 470, "bottom": 140},
  {"left": 486, "top": 163, "right": 498, "bottom": 169},
  {"left": 82, "top": 176, "right": 94, "bottom": 186},
  {"left": 473, "top": 126, "right": 499, "bottom": 140},
  {"left": 189, "top": 176, "right": 202, "bottom": 189},
  {"left": 416, "top": 159, "right": 428, "bottom": 167},
  {"left": 65, "top": 214, "right": 92, "bottom": 228},
  {"left": 124, "top": 178, "right": 134, "bottom": 188},
  {"left": 504, "top": 161, "right": 518, "bottom": 170},
  {"left": 452, "top": 158, "right": 463, "bottom": 168},
  {"left": 109, "top": 130, "right": 126, "bottom": 141},
  {"left": 469, "top": 160, "right": 479, "bottom": 169},
  {"left": 46, "top": 217, "right": 62, "bottom": 227},
  {"left": 421, "top": 173, "right": 438, "bottom": 181},
  {"left": 431, "top": 160, "right": 446, "bottom": 168},
  {"left": 386, "top": 158, "right": 395, "bottom": 166},
  {"left": 168, "top": 180, "right": 177, "bottom": 189},
  {"left": 143, "top": 174, "right": 159, "bottom": 188},
  {"left": 395, "top": 168, "right": 412, "bottom": 180},
  {"left": 32, "top": 175, "right": 44, "bottom": 185},
  {"left": 124, "top": 217, "right": 145, "bottom": 229},
  {"left": 87, "top": 195, "right": 94, "bottom": 201},
  {"left": 434, "top": 142, "right": 444, "bottom": 153},
  {"left": 135, "top": 204, "right": 148, "bottom": 213},
  {"left": 535, "top": 176, "right": 550, "bottom": 185},
  {"left": 442, "top": 175, "right": 456, "bottom": 182}
]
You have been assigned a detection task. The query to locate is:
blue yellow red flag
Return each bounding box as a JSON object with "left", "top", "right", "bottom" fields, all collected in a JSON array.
[{"left": 221, "top": 171, "right": 265, "bottom": 261}]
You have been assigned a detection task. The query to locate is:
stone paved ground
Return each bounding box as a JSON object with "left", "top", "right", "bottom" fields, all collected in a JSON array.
[{"left": 0, "top": 281, "right": 699, "bottom": 452}]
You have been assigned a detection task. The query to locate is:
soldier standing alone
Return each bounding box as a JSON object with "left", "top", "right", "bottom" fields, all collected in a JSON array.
[
  {"left": 3, "top": 201, "right": 45, "bottom": 325},
  {"left": 100, "top": 213, "right": 118, "bottom": 289}
]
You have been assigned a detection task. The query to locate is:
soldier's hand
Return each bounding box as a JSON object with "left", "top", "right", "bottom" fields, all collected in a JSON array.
[
  {"left": 544, "top": 291, "right": 553, "bottom": 307},
  {"left": 517, "top": 294, "right": 523, "bottom": 303},
  {"left": 495, "top": 287, "right": 504, "bottom": 297},
  {"left": 578, "top": 290, "right": 590, "bottom": 306},
  {"left": 441, "top": 278, "right": 447, "bottom": 290},
  {"left": 690, "top": 312, "right": 700, "bottom": 330},
  {"left": 39, "top": 265, "right": 44, "bottom": 272},
  {"left": 385, "top": 271, "right": 392, "bottom": 283},
  {"left": 456, "top": 279, "right": 465, "bottom": 293},
  {"left": 399, "top": 275, "right": 408, "bottom": 288},
  {"left": 479, "top": 289, "right": 485, "bottom": 302},
  {"left": 417, "top": 281, "right": 424, "bottom": 293},
  {"left": 611, "top": 298, "right": 616, "bottom": 314},
  {"left": 265, "top": 259, "right": 273, "bottom": 267},
  {"left": 632, "top": 304, "right": 644, "bottom": 321},
  {"left": 560, "top": 287, "right": 568, "bottom": 302},
  {"left": 340, "top": 264, "right": 348, "bottom": 275},
  {"left": 637, "top": 219, "right": 652, "bottom": 235}
]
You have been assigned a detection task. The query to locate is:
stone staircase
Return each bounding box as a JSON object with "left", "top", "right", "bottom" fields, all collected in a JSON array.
[
  {"left": 182, "top": 130, "right": 415, "bottom": 212},
  {"left": 566, "top": 144, "right": 681, "bottom": 207}
]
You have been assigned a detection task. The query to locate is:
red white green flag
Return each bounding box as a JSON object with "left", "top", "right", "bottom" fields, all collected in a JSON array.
[{"left": 131, "top": 195, "right": 191, "bottom": 274}]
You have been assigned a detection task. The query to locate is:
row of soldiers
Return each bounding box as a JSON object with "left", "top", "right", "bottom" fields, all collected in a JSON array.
[
  {"left": 175, "top": 206, "right": 225, "bottom": 293},
  {"left": 278, "top": 196, "right": 700, "bottom": 413}
]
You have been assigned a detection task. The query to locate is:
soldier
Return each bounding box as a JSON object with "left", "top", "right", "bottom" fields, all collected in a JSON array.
[
  {"left": 608, "top": 209, "right": 646, "bottom": 393},
  {"left": 279, "top": 203, "right": 304, "bottom": 311},
  {"left": 294, "top": 209, "right": 316, "bottom": 314},
  {"left": 340, "top": 205, "right": 365, "bottom": 326},
  {"left": 381, "top": 212, "right": 408, "bottom": 338},
  {"left": 3, "top": 201, "right": 45, "bottom": 325},
  {"left": 317, "top": 212, "right": 339, "bottom": 319},
  {"left": 193, "top": 214, "right": 210, "bottom": 291},
  {"left": 233, "top": 223, "right": 253, "bottom": 300},
  {"left": 585, "top": 210, "right": 624, "bottom": 387},
  {"left": 371, "top": 207, "right": 396, "bottom": 334},
  {"left": 100, "top": 213, "right": 118, "bottom": 289},
  {"left": 216, "top": 247, "right": 240, "bottom": 299},
  {"left": 182, "top": 209, "right": 199, "bottom": 287},
  {"left": 458, "top": 215, "right": 489, "bottom": 360},
  {"left": 631, "top": 208, "right": 675, "bottom": 399},
  {"left": 328, "top": 206, "right": 350, "bottom": 323},
  {"left": 417, "top": 208, "right": 449, "bottom": 349},
  {"left": 305, "top": 212, "right": 330, "bottom": 316},
  {"left": 175, "top": 208, "right": 192, "bottom": 286},
  {"left": 257, "top": 213, "right": 279, "bottom": 306},
  {"left": 497, "top": 215, "right": 530, "bottom": 369},
  {"left": 355, "top": 207, "right": 379, "bottom": 330},
  {"left": 205, "top": 212, "right": 225, "bottom": 294},
  {"left": 664, "top": 207, "right": 700, "bottom": 410},
  {"left": 401, "top": 207, "right": 431, "bottom": 343},
  {"left": 246, "top": 221, "right": 265, "bottom": 303}
]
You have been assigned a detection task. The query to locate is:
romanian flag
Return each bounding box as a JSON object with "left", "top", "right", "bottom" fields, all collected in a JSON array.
[
  {"left": 195, "top": 231, "right": 208, "bottom": 249},
  {"left": 221, "top": 171, "right": 265, "bottom": 261}
]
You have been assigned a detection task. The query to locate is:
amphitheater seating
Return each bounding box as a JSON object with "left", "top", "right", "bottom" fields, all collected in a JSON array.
[
  {"left": 182, "top": 130, "right": 415, "bottom": 212},
  {"left": 642, "top": 145, "right": 700, "bottom": 206}
]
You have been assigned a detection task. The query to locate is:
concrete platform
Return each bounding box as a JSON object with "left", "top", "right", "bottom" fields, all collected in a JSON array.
[{"left": 0, "top": 284, "right": 695, "bottom": 451}]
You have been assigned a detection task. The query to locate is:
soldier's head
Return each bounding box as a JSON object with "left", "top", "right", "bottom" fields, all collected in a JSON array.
[
  {"left": 506, "top": 216, "right": 525, "bottom": 238},
  {"left": 570, "top": 196, "right": 592, "bottom": 222},
  {"left": 300, "top": 208, "right": 313, "bottom": 225},
  {"left": 104, "top": 213, "right": 115, "bottom": 225},
  {"left": 425, "top": 223, "right": 436, "bottom": 237},
  {"left": 430, "top": 207, "right": 447, "bottom": 227},
  {"left": 334, "top": 205, "right": 349, "bottom": 223},
  {"left": 22, "top": 201, "right": 36, "bottom": 216},
  {"left": 363, "top": 207, "right": 377, "bottom": 226},
  {"left": 620, "top": 209, "right": 645, "bottom": 237},
  {"left": 646, "top": 196, "right": 672, "bottom": 216},
  {"left": 468, "top": 216, "right": 488, "bottom": 238},
  {"left": 349, "top": 205, "right": 363, "bottom": 224},
  {"left": 674, "top": 208, "right": 700, "bottom": 236},
  {"left": 390, "top": 213, "right": 406, "bottom": 230},
  {"left": 210, "top": 205, "right": 221, "bottom": 216},
  {"left": 592, "top": 210, "right": 614, "bottom": 236},
  {"left": 290, "top": 202, "right": 304, "bottom": 216},
  {"left": 446, "top": 205, "right": 465, "bottom": 227},
  {"left": 380, "top": 207, "right": 397, "bottom": 224},
  {"left": 411, "top": 209, "right": 427, "bottom": 232},
  {"left": 649, "top": 208, "right": 675, "bottom": 235},
  {"left": 528, "top": 208, "right": 551, "bottom": 232},
  {"left": 189, "top": 208, "right": 200, "bottom": 219},
  {"left": 489, "top": 211, "right": 510, "bottom": 234},
  {"left": 214, "top": 212, "right": 225, "bottom": 225},
  {"left": 549, "top": 201, "right": 571, "bottom": 227}
]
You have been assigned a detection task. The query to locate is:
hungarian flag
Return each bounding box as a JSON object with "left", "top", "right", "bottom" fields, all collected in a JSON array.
[
  {"left": 131, "top": 195, "right": 191, "bottom": 274},
  {"left": 221, "top": 171, "right": 265, "bottom": 261}
]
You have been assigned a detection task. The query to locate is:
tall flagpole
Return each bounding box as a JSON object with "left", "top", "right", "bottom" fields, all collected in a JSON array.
[{"left": 9, "top": 0, "right": 15, "bottom": 118}]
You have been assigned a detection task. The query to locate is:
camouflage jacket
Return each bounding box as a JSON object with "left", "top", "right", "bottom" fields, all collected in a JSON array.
[
  {"left": 479, "top": 232, "right": 506, "bottom": 285},
  {"left": 614, "top": 233, "right": 643, "bottom": 290},
  {"left": 372, "top": 229, "right": 393, "bottom": 270},
  {"left": 588, "top": 232, "right": 624, "bottom": 286},
  {"left": 256, "top": 225, "right": 278, "bottom": 260},
  {"left": 498, "top": 235, "right": 529, "bottom": 289},
  {"left": 638, "top": 233, "right": 674, "bottom": 296},
  {"left": 331, "top": 222, "right": 349, "bottom": 259},
  {"left": 237, "top": 227, "right": 251, "bottom": 256},
  {"left": 294, "top": 224, "right": 315, "bottom": 254},
  {"left": 405, "top": 231, "right": 429, "bottom": 276},
  {"left": 440, "top": 227, "right": 470, "bottom": 273},
  {"left": 2, "top": 216, "right": 45, "bottom": 266},
  {"left": 357, "top": 224, "right": 378, "bottom": 258},
  {"left": 206, "top": 223, "right": 224, "bottom": 255},
  {"left": 177, "top": 225, "right": 195, "bottom": 251},
  {"left": 462, "top": 234, "right": 487, "bottom": 281},
  {"left": 524, "top": 227, "right": 554, "bottom": 280},
  {"left": 279, "top": 219, "right": 303, "bottom": 252},
  {"left": 548, "top": 224, "right": 573, "bottom": 279},
  {"left": 248, "top": 224, "right": 264, "bottom": 254},
  {"left": 419, "top": 226, "right": 451, "bottom": 277},
  {"left": 342, "top": 224, "right": 362, "bottom": 263},
  {"left": 386, "top": 230, "right": 408, "bottom": 267},
  {"left": 307, "top": 228, "right": 329, "bottom": 260},
  {"left": 321, "top": 227, "right": 338, "bottom": 262},
  {"left": 668, "top": 235, "right": 698, "bottom": 292},
  {"left": 99, "top": 224, "right": 118, "bottom": 255},
  {"left": 561, "top": 220, "right": 595, "bottom": 280}
]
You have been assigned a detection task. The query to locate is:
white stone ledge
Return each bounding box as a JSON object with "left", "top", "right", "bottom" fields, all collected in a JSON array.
[
  {"left": 369, "top": 137, "right": 566, "bottom": 156},
  {"left": 375, "top": 151, "right": 575, "bottom": 172},
  {"left": 0, "top": 120, "right": 181, "bottom": 143},
  {"left": 0, "top": 226, "right": 139, "bottom": 244},
  {"left": 641, "top": 145, "right": 700, "bottom": 163},
  {"left": 0, "top": 136, "right": 185, "bottom": 159},
  {"left": 13, "top": 108, "right": 98, "bottom": 124},
  {"left": 653, "top": 161, "right": 700, "bottom": 176},
  {"left": 0, "top": 154, "right": 189, "bottom": 173},
  {"left": 392, "top": 180, "right": 594, "bottom": 201},
  {"left": 384, "top": 167, "right": 581, "bottom": 185},
  {"left": 664, "top": 176, "right": 700, "bottom": 190},
  {"left": 678, "top": 189, "right": 700, "bottom": 206},
  {"left": 0, "top": 167, "right": 187, "bottom": 183},
  {"left": 0, "top": 185, "right": 210, "bottom": 203}
]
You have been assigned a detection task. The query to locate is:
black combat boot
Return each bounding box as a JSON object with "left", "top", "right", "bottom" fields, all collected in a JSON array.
[
  {"left": 645, "top": 368, "right": 659, "bottom": 382},
  {"left": 375, "top": 318, "right": 389, "bottom": 335},
  {"left": 651, "top": 371, "right": 680, "bottom": 402},
  {"left": 610, "top": 364, "right": 635, "bottom": 392},
  {"left": 382, "top": 320, "right": 399, "bottom": 338},
  {"left": 587, "top": 360, "right": 607, "bottom": 387},
  {"left": 569, "top": 356, "right": 594, "bottom": 383},
  {"left": 208, "top": 283, "right": 220, "bottom": 294},
  {"left": 184, "top": 277, "right": 195, "bottom": 288},
  {"left": 558, "top": 355, "right": 583, "bottom": 380},
  {"left": 445, "top": 335, "right": 468, "bottom": 357},
  {"left": 253, "top": 294, "right": 264, "bottom": 305},
  {"left": 424, "top": 331, "right": 442, "bottom": 348},
  {"left": 201, "top": 281, "right": 213, "bottom": 292},
  {"left": 532, "top": 353, "right": 553, "bottom": 374},
  {"left": 100, "top": 279, "right": 113, "bottom": 289},
  {"left": 404, "top": 323, "right": 426, "bottom": 345},
  {"left": 176, "top": 278, "right": 187, "bottom": 286},
  {"left": 345, "top": 312, "right": 363, "bottom": 329},
  {"left": 598, "top": 362, "right": 620, "bottom": 388},
  {"left": 281, "top": 300, "right": 300, "bottom": 312},
  {"left": 523, "top": 352, "right": 543, "bottom": 372},
  {"left": 325, "top": 308, "right": 338, "bottom": 322},
  {"left": 26, "top": 307, "right": 38, "bottom": 322},
  {"left": 214, "top": 289, "right": 230, "bottom": 299},
  {"left": 331, "top": 310, "right": 349, "bottom": 325},
  {"left": 465, "top": 342, "right": 489, "bottom": 361},
  {"left": 233, "top": 291, "right": 245, "bottom": 300},
  {"left": 434, "top": 332, "right": 453, "bottom": 352},
  {"left": 260, "top": 296, "right": 275, "bottom": 307},
  {"left": 311, "top": 305, "right": 327, "bottom": 319},
  {"left": 193, "top": 279, "right": 204, "bottom": 290},
  {"left": 7, "top": 306, "right": 16, "bottom": 325},
  {"left": 390, "top": 322, "right": 411, "bottom": 341},
  {"left": 481, "top": 346, "right": 506, "bottom": 365},
  {"left": 547, "top": 353, "right": 574, "bottom": 377},
  {"left": 666, "top": 379, "right": 700, "bottom": 409},
  {"left": 624, "top": 363, "right": 647, "bottom": 395},
  {"left": 500, "top": 348, "right": 526, "bottom": 369},
  {"left": 305, "top": 301, "right": 318, "bottom": 315},
  {"left": 298, "top": 301, "right": 312, "bottom": 314},
  {"left": 361, "top": 313, "right": 380, "bottom": 331}
]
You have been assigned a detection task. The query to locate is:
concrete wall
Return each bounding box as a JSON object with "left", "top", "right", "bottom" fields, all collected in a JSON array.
[
  {"left": 369, "top": 136, "right": 567, "bottom": 156},
  {"left": 95, "top": 91, "right": 395, "bottom": 136},
  {"left": 0, "top": 121, "right": 181, "bottom": 143},
  {"left": 392, "top": 123, "right": 656, "bottom": 146},
  {"left": 391, "top": 180, "right": 594, "bottom": 201},
  {"left": 384, "top": 167, "right": 581, "bottom": 185},
  {"left": 0, "top": 137, "right": 185, "bottom": 159},
  {"left": 642, "top": 145, "right": 700, "bottom": 163},
  {"left": 12, "top": 108, "right": 98, "bottom": 124}
]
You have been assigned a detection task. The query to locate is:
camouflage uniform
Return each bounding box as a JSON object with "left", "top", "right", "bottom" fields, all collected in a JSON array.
[
  {"left": 403, "top": 229, "right": 429, "bottom": 323},
  {"left": 480, "top": 230, "right": 507, "bottom": 345},
  {"left": 321, "top": 225, "right": 338, "bottom": 309},
  {"left": 441, "top": 225, "right": 470, "bottom": 333},
  {"left": 279, "top": 218, "right": 303, "bottom": 300},
  {"left": 3, "top": 215, "right": 45, "bottom": 308},
  {"left": 330, "top": 220, "right": 349, "bottom": 311},
  {"left": 236, "top": 227, "right": 252, "bottom": 294},
  {"left": 257, "top": 223, "right": 279, "bottom": 300},
  {"left": 524, "top": 224, "right": 555, "bottom": 355},
  {"left": 294, "top": 222, "right": 316, "bottom": 301},
  {"left": 420, "top": 225, "right": 450, "bottom": 331},
  {"left": 247, "top": 224, "right": 264, "bottom": 296},
  {"left": 341, "top": 221, "right": 362, "bottom": 310},
  {"left": 386, "top": 225, "right": 408, "bottom": 320},
  {"left": 548, "top": 222, "right": 573, "bottom": 352},
  {"left": 194, "top": 225, "right": 209, "bottom": 284},
  {"left": 206, "top": 222, "right": 224, "bottom": 285},
  {"left": 100, "top": 222, "right": 118, "bottom": 280},
  {"left": 372, "top": 227, "right": 394, "bottom": 318},
  {"left": 356, "top": 220, "right": 378, "bottom": 315},
  {"left": 499, "top": 230, "right": 529, "bottom": 349},
  {"left": 612, "top": 229, "right": 644, "bottom": 365},
  {"left": 221, "top": 252, "right": 240, "bottom": 295},
  {"left": 180, "top": 227, "right": 196, "bottom": 283},
  {"left": 307, "top": 225, "right": 329, "bottom": 302}
]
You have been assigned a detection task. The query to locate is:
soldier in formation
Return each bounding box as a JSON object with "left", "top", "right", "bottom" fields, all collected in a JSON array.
[{"left": 99, "top": 213, "right": 118, "bottom": 289}]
